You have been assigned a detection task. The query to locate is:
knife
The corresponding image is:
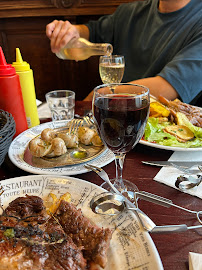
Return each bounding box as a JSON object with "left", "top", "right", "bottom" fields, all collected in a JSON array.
[{"left": 142, "top": 161, "right": 200, "bottom": 168}]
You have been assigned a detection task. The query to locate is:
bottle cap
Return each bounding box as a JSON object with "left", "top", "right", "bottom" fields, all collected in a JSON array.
[
  {"left": 12, "top": 48, "right": 30, "bottom": 71},
  {"left": 0, "top": 47, "right": 16, "bottom": 76}
]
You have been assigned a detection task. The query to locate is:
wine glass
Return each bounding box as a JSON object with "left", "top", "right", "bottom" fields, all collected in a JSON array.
[
  {"left": 92, "top": 83, "right": 150, "bottom": 198},
  {"left": 99, "top": 55, "right": 125, "bottom": 92}
]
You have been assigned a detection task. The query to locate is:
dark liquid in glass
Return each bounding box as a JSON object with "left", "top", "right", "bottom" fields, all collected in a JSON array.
[{"left": 93, "top": 95, "right": 149, "bottom": 153}]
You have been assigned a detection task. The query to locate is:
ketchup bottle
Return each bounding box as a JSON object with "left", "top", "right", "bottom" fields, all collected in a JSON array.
[{"left": 0, "top": 46, "right": 28, "bottom": 137}]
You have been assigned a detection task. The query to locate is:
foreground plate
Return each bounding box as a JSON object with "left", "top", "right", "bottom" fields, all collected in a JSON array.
[
  {"left": 8, "top": 121, "right": 114, "bottom": 175},
  {"left": 0, "top": 175, "right": 163, "bottom": 270},
  {"left": 140, "top": 139, "right": 202, "bottom": 152}
]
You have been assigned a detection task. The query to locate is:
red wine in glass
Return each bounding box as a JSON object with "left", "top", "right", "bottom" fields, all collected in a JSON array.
[
  {"left": 92, "top": 83, "right": 150, "bottom": 197},
  {"left": 94, "top": 95, "right": 149, "bottom": 154}
]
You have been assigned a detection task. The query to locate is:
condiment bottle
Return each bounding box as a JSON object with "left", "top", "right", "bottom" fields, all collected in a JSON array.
[
  {"left": 0, "top": 46, "right": 28, "bottom": 137},
  {"left": 56, "top": 37, "right": 113, "bottom": 61},
  {"left": 12, "top": 48, "right": 40, "bottom": 128}
]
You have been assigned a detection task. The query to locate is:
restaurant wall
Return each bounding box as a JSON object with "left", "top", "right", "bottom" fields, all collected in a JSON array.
[{"left": 0, "top": 0, "right": 138, "bottom": 101}]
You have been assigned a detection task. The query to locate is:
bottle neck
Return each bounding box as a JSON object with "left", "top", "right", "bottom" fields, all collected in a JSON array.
[{"left": 89, "top": 43, "right": 113, "bottom": 56}]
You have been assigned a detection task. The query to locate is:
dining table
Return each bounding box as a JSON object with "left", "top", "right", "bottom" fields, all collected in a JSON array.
[{"left": 0, "top": 100, "right": 202, "bottom": 270}]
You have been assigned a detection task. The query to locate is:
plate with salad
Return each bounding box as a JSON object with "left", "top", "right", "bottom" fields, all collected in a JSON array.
[{"left": 140, "top": 96, "right": 202, "bottom": 151}]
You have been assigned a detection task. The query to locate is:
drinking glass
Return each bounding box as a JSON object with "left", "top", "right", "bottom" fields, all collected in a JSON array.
[
  {"left": 45, "top": 90, "right": 75, "bottom": 121},
  {"left": 92, "top": 83, "right": 150, "bottom": 197},
  {"left": 99, "top": 55, "right": 125, "bottom": 92}
]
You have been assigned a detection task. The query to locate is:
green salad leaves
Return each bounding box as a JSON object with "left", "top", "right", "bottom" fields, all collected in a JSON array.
[{"left": 144, "top": 113, "right": 202, "bottom": 148}]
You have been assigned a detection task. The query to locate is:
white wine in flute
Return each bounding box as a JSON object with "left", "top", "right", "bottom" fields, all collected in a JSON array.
[{"left": 99, "top": 63, "right": 125, "bottom": 84}]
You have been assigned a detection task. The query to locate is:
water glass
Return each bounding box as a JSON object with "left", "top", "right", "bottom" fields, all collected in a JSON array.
[{"left": 45, "top": 90, "right": 75, "bottom": 121}]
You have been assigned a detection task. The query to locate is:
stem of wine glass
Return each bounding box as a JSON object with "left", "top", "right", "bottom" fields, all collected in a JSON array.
[{"left": 114, "top": 152, "right": 126, "bottom": 191}]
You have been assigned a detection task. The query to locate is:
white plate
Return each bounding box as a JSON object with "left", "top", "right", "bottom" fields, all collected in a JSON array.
[
  {"left": 0, "top": 175, "right": 163, "bottom": 270},
  {"left": 8, "top": 121, "right": 114, "bottom": 175},
  {"left": 140, "top": 139, "right": 202, "bottom": 152}
]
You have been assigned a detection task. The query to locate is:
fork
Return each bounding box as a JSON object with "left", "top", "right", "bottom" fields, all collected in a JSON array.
[
  {"left": 83, "top": 115, "right": 94, "bottom": 126},
  {"left": 0, "top": 186, "right": 4, "bottom": 212},
  {"left": 171, "top": 163, "right": 202, "bottom": 175},
  {"left": 0, "top": 186, "right": 3, "bottom": 196},
  {"left": 68, "top": 119, "right": 82, "bottom": 134},
  {"left": 84, "top": 164, "right": 156, "bottom": 232}
]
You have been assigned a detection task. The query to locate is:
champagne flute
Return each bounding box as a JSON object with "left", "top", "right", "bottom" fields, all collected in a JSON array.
[
  {"left": 99, "top": 55, "right": 125, "bottom": 92},
  {"left": 92, "top": 83, "right": 150, "bottom": 198}
]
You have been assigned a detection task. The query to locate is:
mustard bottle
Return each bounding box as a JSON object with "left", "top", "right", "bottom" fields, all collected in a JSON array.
[{"left": 12, "top": 48, "right": 40, "bottom": 128}]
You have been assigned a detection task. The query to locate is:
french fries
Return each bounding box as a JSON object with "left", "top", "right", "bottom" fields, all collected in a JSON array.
[
  {"left": 44, "top": 192, "right": 71, "bottom": 214},
  {"left": 149, "top": 101, "right": 170, "bottom": 118}
]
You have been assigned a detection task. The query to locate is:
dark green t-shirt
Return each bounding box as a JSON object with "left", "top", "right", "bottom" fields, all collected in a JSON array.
[{"left": 87, "top": 0, "right": 202, "bottom": 104}]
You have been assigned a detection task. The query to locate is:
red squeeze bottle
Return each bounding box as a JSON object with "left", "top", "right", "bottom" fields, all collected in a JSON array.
[{"left": 0, "top": 47, "right": 28, "bottom": 137}]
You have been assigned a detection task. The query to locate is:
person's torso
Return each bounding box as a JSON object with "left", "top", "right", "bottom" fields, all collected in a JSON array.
[{"left": 112, "top": 0, "right": 202, "bottom": 82}]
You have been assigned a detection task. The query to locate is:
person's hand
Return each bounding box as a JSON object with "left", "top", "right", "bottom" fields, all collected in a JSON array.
[{"left": 46, "top": 20, "right": 80, "bottom": 53}]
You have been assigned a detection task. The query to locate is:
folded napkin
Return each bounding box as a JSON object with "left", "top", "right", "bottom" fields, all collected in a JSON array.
[
  {"left": 153, "top": 151, "right": 202, "bottom": 199},
  {"left": 189, "top": 252, "right": 202, "bottom": 270}
]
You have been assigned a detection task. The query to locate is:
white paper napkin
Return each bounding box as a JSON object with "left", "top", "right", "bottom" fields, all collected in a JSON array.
[
  {"left": 37, "top": 102, "right": 51, "bottom": 119},
  {"left": 153, "top": 151, "right": 202, "bottom": 199},
  {"left": 36, "top": 98, "right": 42, "bottom": 107},
  {"left": 189, "top": 252, "right": 202, "bottom": 270}
]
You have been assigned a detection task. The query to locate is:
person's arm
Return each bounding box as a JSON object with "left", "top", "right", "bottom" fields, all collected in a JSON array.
[
  {"left": 131, "top": 76, "right": 178, "bottom": 100},
  {"left": 46, "top": 20, "right": 89, "bottom": 53},
  {"left": 83, "top": 76, "right": 178, "bottom": 101}
]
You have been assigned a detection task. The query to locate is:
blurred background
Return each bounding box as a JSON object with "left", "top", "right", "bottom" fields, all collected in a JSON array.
[{"left": 0, "top": 0, "right": 135, "bottom": 101}]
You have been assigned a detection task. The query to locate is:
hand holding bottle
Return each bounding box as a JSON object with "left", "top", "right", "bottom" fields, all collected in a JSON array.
[{"left": 46, "top": 20, "right": 80, "bottom": 53}]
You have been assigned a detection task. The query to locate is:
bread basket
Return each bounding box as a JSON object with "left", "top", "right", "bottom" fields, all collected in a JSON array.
[{"left": 0, "top": 110, "right": 16, "bottom": 166}]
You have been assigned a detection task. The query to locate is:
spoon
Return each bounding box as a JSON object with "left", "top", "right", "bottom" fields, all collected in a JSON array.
[
  {"left": 175, "top": 175, "right": 202, "bottom": 190},
  {"left": 85, "top": 164, "right": 156, "bottom": 232}
]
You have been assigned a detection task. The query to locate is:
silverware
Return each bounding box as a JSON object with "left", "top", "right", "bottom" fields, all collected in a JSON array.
[
  {"left": 171, "top": 163, "right": 202, "bottom": 175},
  {"left": 175, "top": 175, "right": 202, "bottom": 190},
  {"left": 68, "top": 119, "right": 82, "bottom": 134},
  {"left": 135, "top": 191, "right": 202, "bottom": 233},
  {"left": 142, "top": 161, "right": 201, "bottom": 169},
  {"left": 151, "top": 224, "right": 202, "bottom": 233},
  {"left": 85, "top": 164, "right": 202, "bottom": 234},
  {"left": 85, "top": 164, "right": 156, "bottom": 232},
  {"left": 83, "top": 115, "right": 94, "bottom": 126}
]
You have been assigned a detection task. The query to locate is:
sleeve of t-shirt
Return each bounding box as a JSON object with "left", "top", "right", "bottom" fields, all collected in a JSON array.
[
  {"left": 158, "top": 29, "right": 202, "bottom": 104},
  {"left": 85, "top": 5, "right": 125, "bottom": 44}
]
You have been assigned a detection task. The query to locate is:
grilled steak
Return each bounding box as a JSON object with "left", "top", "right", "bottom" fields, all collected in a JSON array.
[
  {"left": 55, "top": 200, "right": 112, "bottom": 268},
  {"left": 0, "top": 195, "right": 112, "bottom": 269},
  {"left": 5, "top": 195, "right": 49, "bottom": 223}
]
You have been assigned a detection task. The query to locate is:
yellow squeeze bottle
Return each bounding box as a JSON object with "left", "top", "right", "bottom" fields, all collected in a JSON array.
[{"left": 12, "top": 48, "right": 40, "bottom": 128}]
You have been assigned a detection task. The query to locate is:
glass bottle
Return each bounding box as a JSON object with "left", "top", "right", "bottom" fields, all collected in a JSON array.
[{"left": 56, "top": 38, "right": 113, "bottom": 61}]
